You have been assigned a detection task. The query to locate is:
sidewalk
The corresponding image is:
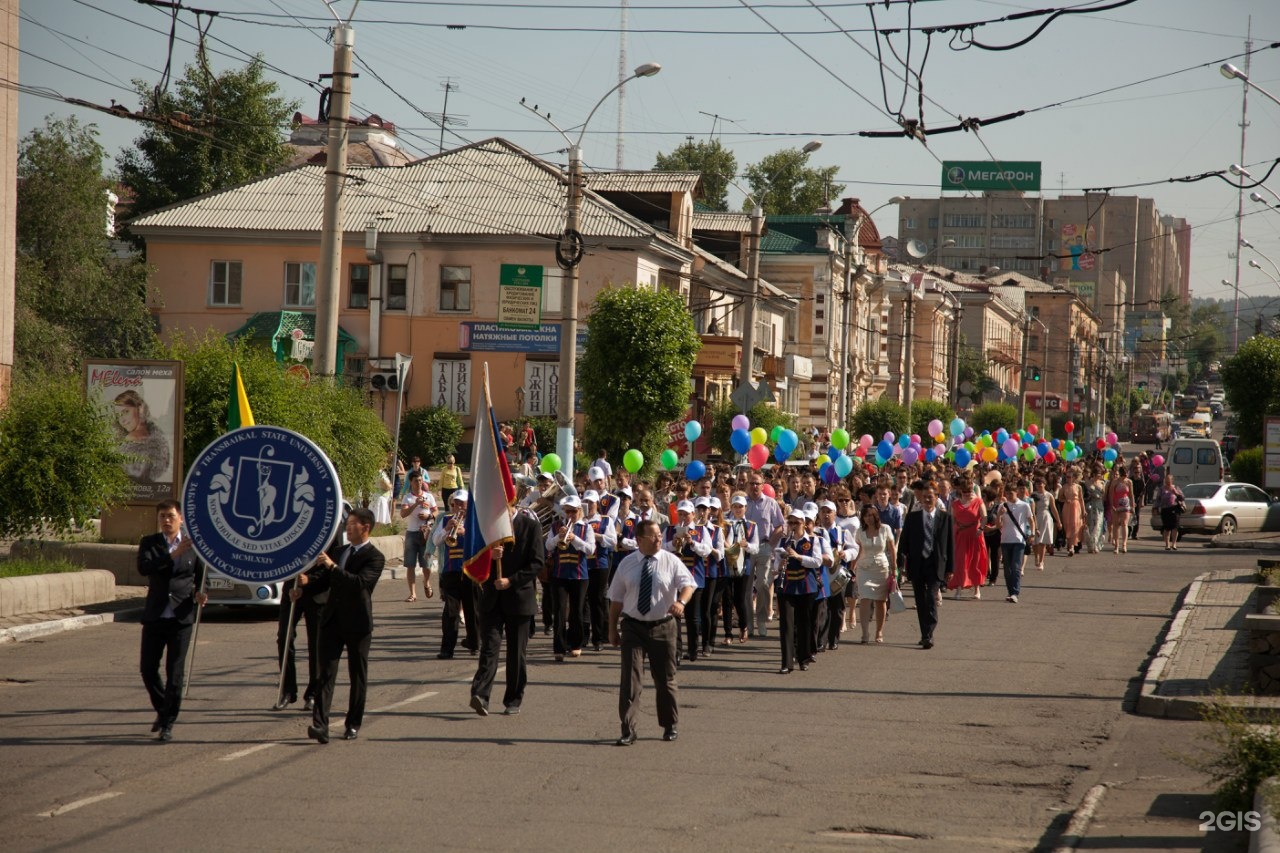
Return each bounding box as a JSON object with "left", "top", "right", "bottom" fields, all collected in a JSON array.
[{"left": 0, "top": 585, "right": 146, "bottom": 644}]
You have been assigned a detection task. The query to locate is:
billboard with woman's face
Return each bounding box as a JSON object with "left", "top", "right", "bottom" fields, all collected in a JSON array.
[{"left": 84, "top": 360, "right": 184, "bottom": 504}]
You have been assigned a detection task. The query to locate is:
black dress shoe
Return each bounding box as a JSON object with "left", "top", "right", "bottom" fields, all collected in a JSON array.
[
  {"left": 343, "top": 726, "right": 359, "bottom": 740},
  {"left": 436, "top": 652, "right": 453, "bottom": 660},
  {"left": 662, "top": 727, "right": 678, "bottom": 742},
  {"left": 461, "top": 642, "right": 478, "bottom": 655},
  {"left": 470, "top": 695, "right": 489, "bottom": 717},
  {"left": 922, "top": 639, "right": 934, "bottom": 650},
  {"left": 303, "top": 697, "right": 314, "bottom": 712},
  {"left": 778, "top": 666, "right": 793, "bottom": 674},
  {"left": 151, "top": 715, "right": 163, "bottom": 733},
  {"left": 799, "top": 662, "right": 808, "bottom": 671},
  {"left": 157, "top": 725, "right": 173, "bottom": 742},
  {"left": 307, "top": 724, "right": 330, "bottom": 744},
  {"left": 615, "top": 730, "right": 637, "bottom": 746},
  {"left": 272, "top": 694, "right": 297, "bottom": 711}
]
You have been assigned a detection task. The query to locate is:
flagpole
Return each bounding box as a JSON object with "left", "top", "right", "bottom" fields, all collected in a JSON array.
[
  {"left": 273, "top": 573, "right": 303, "bottom": 708},
  {"left": 182, "top": 572, "right": 208, "bottom": 699}
]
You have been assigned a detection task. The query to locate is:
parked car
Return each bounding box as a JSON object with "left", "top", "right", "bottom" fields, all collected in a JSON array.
[
  {"left": 1150, "top": 481, "right": 1277, "bottom": 536},
  {"left": 202, "top": 568, "right": 285, "bottom": 608},
  {"left": 1210, "top": 400, "right": 1224, "bottom": 419}
]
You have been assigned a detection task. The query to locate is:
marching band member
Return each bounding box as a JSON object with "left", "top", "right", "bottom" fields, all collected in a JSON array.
[
  {"left": 610, "top": 486, "right": 636, "bottom": 584},
  {"left": 431, "top": 490, "right": 477, "bottom": 659},
  {"left": 701, "top": 496, "right": 727, "bottom": 656},
  {"left": 544, "top": 494, "right": 596, "bottom": 661},
  {"left": 582, "top": 490, "right": 617, "bottom": 652},
  {"left": 802, "top": 504, "right": 833, "bottom": 662},
  {"left": 774, "top": 507, "right": 823, "bottom": 674},
  {"left": 722, "top": 493, "right": 759, "bottom": 645},
  {"left": 664, "top": 499, "right": 712, "bottom": 662},
  {"left": 589, "top": 467, "right": 620, "bottom": 518}
]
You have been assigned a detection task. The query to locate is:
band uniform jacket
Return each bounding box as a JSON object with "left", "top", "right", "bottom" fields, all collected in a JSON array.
[
  {"left": 477, "top": 511, "right": 545, "bottom": 618},
  {"left": 137, "top": 532, "right": 206, "bottom": 625},
  {"left": 307, "top": 541, "right": 386, "bottom": 639}
]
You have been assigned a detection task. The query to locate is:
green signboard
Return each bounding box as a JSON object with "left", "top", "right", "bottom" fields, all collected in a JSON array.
[
  {"left": 941, "top": 160, "right": 1041, "bottom": 192},
  {"left": 497, "top": 264, "right": 544, "bottom": 330}
]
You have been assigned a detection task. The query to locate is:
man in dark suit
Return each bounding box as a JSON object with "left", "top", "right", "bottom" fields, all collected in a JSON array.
[
  {"left": 297, "top": 507, "right": 385, "bottom": 743},
  {"left": 897, "top": 481, "right": 954, "bottom": 650},
  {"left": 469, "top": 508, "right": 545, "bottom": 716},
  {"left": 137, "top": 500, "right": 206, "bottom": 742},
  {"left": 274, "top": 565, "right": 323, "bottom": 711}
]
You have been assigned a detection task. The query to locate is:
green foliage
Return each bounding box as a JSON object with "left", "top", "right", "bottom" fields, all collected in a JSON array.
[
  {"left": 956, "top": 341, "right": 999, "bottom": 404},
  {"left": 529, "top": 417, "right": 556, "bottom": 458},
  {"left": 1258, "top": 565, "right": 1280, "bottom": 586},
  {"left": 1191, "top": 697, "right": 1280, "bottom": 813},
  {"left": 654, "top": 139, "right": 737, "bottom": 212},
  {"left": 580, "top": 286, "right": 701, "bottom": 478},
  {"left": 154, "top": 331, "right": 390, "bottom": 498},
  {"left": 1106, "top": 392, "right": 1129, "bottom": 427},
  {"left": 1049, "top": 412, "right": 1092, "bottom": 440},
  {"left": 15, "top": 116, "right": 157, "bottom": 379},
  {"left": 850, "top": 399, "right": 908, "bottom": 441},
  {"left": 117, "top": 57, "right": 300, "bottom": 223},
  {"left": 1231, "top": 447, "right": 1264, "bottom": 488},
  {"left": 1221, "top": 336, "right": 1280, "bottom": 448},
  {"left": 970, "top": 402, "right": 1021, "bottom": 435},
  {"left": 399, "top": 405, "right": 464, "bottom": 468},
  {"left": 0, "top": 556, "right": 84, "bottom": 578},
  {"left": 743, "top": 147, "right": 844, "bottom": 215},
  {"left": 0, "top": 375, "right": 133, "bottom": 538},
  {"left": 910, "top": 400, "right": 955, "bottom": 440},
  {"left": 707, "top": 399, "right": 798, "bottom": 459}
]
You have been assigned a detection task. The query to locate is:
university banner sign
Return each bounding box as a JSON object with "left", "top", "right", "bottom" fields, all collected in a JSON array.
[{"left": 942, "top": 160, "right": 1041, "bottom": 192}]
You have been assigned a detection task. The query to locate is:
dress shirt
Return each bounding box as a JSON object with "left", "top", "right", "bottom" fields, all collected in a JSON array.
[
  {"left": 608, "top": 549, "right": 694, "bottom": 621},
  {"left": 745, "top": 495, "right": 785, "bottom": 542},
  {"left": 160, "top": 530, "right": 182, "bottom": 619}
]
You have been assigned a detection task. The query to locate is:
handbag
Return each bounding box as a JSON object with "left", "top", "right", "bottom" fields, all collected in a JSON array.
[{"left": 889, "top": 588, "right": 907, "bottom": 614}]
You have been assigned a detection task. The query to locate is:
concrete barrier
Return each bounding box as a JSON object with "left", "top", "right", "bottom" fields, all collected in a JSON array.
[{"left": 0, "top": 569, "right": 115, "bottom": 618}]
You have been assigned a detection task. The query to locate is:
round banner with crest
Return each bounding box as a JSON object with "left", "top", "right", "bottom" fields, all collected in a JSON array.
[{"left": 182, "top": 426, "right": 343, "bottom": 584}]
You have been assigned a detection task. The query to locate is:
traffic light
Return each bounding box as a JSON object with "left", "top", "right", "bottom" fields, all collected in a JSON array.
[{"left": 1030, "top": 366, "right": 1042, "bottom": 382}]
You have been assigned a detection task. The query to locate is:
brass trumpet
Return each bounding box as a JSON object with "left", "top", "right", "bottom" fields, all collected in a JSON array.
[{"left": 445, "top": 510, "right": 465, "bottom": 546}]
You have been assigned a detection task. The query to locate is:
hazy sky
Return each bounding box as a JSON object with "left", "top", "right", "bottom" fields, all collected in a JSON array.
[{"left": 13, "top": 0, "right": 1280, "bottom": 304}]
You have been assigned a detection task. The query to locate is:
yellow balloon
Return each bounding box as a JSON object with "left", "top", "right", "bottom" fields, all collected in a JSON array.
[
  {"left": 750, "top": 427, "right": 767, "bottom": 446},
  {"left": 982, "top": 446, "right": 998, "bottom": 463},
  {"left": 815, "top": 455, "right": 831, "bottom": 469}
]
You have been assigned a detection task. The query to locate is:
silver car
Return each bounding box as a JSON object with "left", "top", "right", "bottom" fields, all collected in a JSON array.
[{"left": 1150, "top": 482, "right": 1277, "bottom": 536}]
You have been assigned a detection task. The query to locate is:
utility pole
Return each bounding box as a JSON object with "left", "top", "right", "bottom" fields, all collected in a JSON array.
[
  {"left": 737, "top": 203, "right": 764, "bottom": 413},
  {"left": 1232, "top": 20, "right": 1253, "bottom": 353},
  {"left": 313, "top": 16, "right": 355, "bottom": 379},
  {"left": 1041, "top": 322, "right": 1049, "bottom": 430},
  {"left": 903, "top": 284, "right": 916, "bottom": 415},
  {"left": 438, "top": 78, "right": 458, "bottom": 153},
  {"left": 949, "top": 297, "right": 964, "bottom": 410},
  {"left": 837, "top": 216, "right": 858, "bottom": 429},
  {"left": 1017, "top": 313, "right": 1031, "bottom": 427},
  {"left": 557, "top": 144, "right": 585, "bottom": 468}
]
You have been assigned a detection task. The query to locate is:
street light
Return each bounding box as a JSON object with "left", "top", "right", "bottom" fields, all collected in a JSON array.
[
  {"left": 1250, "top": 260, "right": 1280, "bottom": 289},
  {"left": 1243, "top": 239, "right": 1280, "bottom": 281},
  {"left": 523, "top": 62, "right": 661, "bottom": 479},
  {"left": 1221, "top": 63, "right": 1280, "bottom": 109}
]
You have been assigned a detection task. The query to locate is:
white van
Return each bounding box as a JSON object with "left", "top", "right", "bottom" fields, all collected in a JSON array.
[{"left": 1164, "top": 438, "right": 1225, "bottom": 486}]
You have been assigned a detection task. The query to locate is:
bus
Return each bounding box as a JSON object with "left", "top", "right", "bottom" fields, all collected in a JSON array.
[
  {"left": 1130, "top": 410, "right": 1172, "bottom": 444},
  {"left": 1176, "top": 395, "right": 1199, "bottom": 418}
]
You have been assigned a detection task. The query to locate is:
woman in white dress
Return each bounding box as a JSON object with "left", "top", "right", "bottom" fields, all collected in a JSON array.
[
  {"left": 851, "top": 503, "right": 896, "bottom": 644},
  {"left": 1029, "top": 476, "right": 1061, "bottom": 571}
]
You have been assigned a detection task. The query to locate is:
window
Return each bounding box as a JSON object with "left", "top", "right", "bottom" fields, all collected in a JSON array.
[
  {"left": 440, "top": 265, "right": 471, "bottom": 312},
  {"left": 1172, "top": 447, "right": 1192, "bottom": 464},
  {"left": 816, "top": 294, "right": 824, "bottom": 305},
  {"left": 991, "top": 235, "right": 1036, "bottom": 250},
  {"left": 816, "top": 309, "right": 825, "bottom": 320},
  {"left": 991, "top": 214, "right": 1035, "bottom": 229},
  {"left": 943, "top": 213, "right": 985, "bottom": 228},
  {"left": 209, "top": 261, "right": 242, "bottom": 306},
  {"left": 949, "top": 234, "right": 985, "bottom": 249},
  {"left": 386, "top": 264, "right": 407, "bottom": 311},
  {"left": 815, "top": 324, "right": 824, "bottom": 337},
  {"left": 903, "top": 217, "right": 917, "bottom": 230},
  {"left": 349, "top": 264, "right": 370, "bottom": 309},
  {"left": 285, "top": 262, "right": 316, "bottom": 307},
  {"left": 1197, "top": 448, "right": 1219, "bottom": 466},
  {"left": 927, "top": 217, "right": 938, "bottom": 230}
]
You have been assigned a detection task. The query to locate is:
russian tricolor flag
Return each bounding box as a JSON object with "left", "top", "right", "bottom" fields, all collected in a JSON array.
[{"left": 463, "top": 363, "right": 515, "bottom": 584}]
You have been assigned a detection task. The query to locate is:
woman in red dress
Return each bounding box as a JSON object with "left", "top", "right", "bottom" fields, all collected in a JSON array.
[{"left": 948, "top": 471, "right": 989, "bottom": 600}]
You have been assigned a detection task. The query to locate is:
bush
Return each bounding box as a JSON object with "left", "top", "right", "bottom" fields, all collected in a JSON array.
[
  {"left": 529, "top": 417, "right": 557, "bottom": 459},
  {"left": 1050, "top": 412, "right": 1093, "bottom": 441},
  {"left": 910, "top": 399, "right": 955, "bottom": 439},
  {"left": 969, "top": 402, "right": 1021, "bottom": 435},
  {"left": 399, "top": 405, "right": 464, "bottom": 469},
  {"left": 1231, "top": 447, "right": 1264, "bottom": 488},
  {"left": 0, "top": 556, "right": 84, "bottom": 578},
  {"left": 1191, "top": 697, "right": 1280, "bottom": 813},
  {"left": 850, "top": 399, "right": 908, "bottom": 441},
  {"left": 707, "top": 399, "right": 799, "bottom": 459},
  {"left": 0, "top": 374, "right": 133, "bottom": 538}
]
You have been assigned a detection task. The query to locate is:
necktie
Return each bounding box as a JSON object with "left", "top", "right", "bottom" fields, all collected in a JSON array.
[
  {"left": 637, "top": 556, "right": 654, "bottom": 615},
  {"left": 923, "top": 512, "right": 934, "bottom": 557}
]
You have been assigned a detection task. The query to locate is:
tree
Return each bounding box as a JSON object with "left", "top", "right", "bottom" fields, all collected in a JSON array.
[
  {"left": 654, "top": 139, "right": 737, "bottom": 211},
  {"left": 970, "top": 402, "right": 1020, "bottom": 435},
  {"left": 850, "top": 399, "right": 908, "bottom": 442},
  {"left": 707, "top": 399, "right": 798, "bottom": 459},
  {"left": 1221, "top": 335, "right": 1280, "bottom": 448},
  {"left": 1187, "top": 303, "right": 1226, "bottom": 381},
  {"left": 743, "top": 147, "right": 843, "bottom": 215},
  {"left": 0, "top": 375, "right": 132, "bottom": 538},
  {"left": 956, "top": 339, "right": 999, "bottom": 404},
  {"left": 15, "top": 116, "right": 157, "bottom": 379},
  {"left": 155, "top": 331, "right": 390, "bottom": 497},
  {"left": 117, "top": 57, "right": 300, "bottom": 222},
  {"left": 400, "top": 405, "right": 464, "bottom": 468},
  {"left": 579, "top": 287, "right": 701, "bottom": 476},
  {"left": 910, "top": 400, "right": 955, "bottom": 440}
]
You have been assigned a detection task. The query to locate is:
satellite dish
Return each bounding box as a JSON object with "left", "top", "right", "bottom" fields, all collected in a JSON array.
[{"left": 906, "top": 238, "right": 928, "bottom": 259}]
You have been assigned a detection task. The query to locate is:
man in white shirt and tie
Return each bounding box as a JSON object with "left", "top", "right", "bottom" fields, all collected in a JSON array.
[{"left": 607, "top": 519, "right": 695, "bottom": 746}]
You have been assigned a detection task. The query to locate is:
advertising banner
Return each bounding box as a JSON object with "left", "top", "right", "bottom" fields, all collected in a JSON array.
[
  {"left": 942, "top": 161, "right": 1041, "bottom": 192},
  {"left": 84, "top": 359, "right": 183, "bottom": 504}
]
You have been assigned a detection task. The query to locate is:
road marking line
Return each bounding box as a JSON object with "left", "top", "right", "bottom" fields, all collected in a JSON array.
[
  {"left": 370, "top": 690, "right": 439, "bottom": 714},
  {"left": 220, "top": 743, "right": 278, "bottom": 762},
  {"left": 36, "top": 791, "right": 123, "bottom": 818}
]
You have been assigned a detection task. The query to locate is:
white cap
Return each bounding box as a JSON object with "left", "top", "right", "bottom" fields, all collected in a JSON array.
[
  {"left": 560, "top": 495, "right": 581, "bottom": 509},
  {"left": 587, "top": 466, "right": 605, "bottom": 481},
  {"left": 452, "top": 489, "right": 469, "bottom": 504},
  {"left": 677, "top": 500, "right": 695, "bottom": 514},
  {"left": 693, "top": 496, "right": 711, "bottom": 508},
  {"left": 787, "top": 507, "right": 805, "bottom": 520},
  {"left": 709, "top": 496, "right": 722, "bottom": 509},
  {"left": 582, "top": 490, "right": 600, "bottom": 503},
  {"left": 537, "top": 471, "right": 553, "bottom": 480},
  {"left": 802, "top": 502, "right": 819, "bottom": 515},
  {"left": 819, "top": 500, "right": 837, "bottom": 512},
  {"left": 618, "top": 486, "right": 633, "bottom": 498},
  {"left": 731, "top": 495, "right": 747, "bottom": 506}
]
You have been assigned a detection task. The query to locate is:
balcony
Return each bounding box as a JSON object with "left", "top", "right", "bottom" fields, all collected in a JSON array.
[{"left": 694, "top": 335, "right": 742, "bottom": 375}]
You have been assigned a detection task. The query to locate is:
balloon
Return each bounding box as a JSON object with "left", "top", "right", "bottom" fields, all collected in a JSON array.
[
  {"left": 775, "top": 445, "right": 790, "bottom": 463},
  {"left": 770, "top": 425, "right": 784, "bottom": 443},
  {"left": 1064, "top": 421, "right": 1075, "bottom": 433},
  {"left": 747, "top": 444, "right": 769, "bottom": 469},
  {"left": 819, "top": 461, "right": 833, "bottom": 479},
  {"left": 684, "top": 420, "right": 702, "bottom": 442},
  {"left": 730, "top": 428, "right": 752, "bottom": 455},
  {"left": 898, "top": 433, "right": 911, "bottom": 449},
  {"left": 830, "top": 428, "right": 850, "bottom": 450},
  {"left": 860, "top": 434, "right": 874, "bottom": 450},
  {"left": 816, "top": 455, "right": 831, "bottom": 469},
  {"left": 1051, "top": 439, "right": 1060, "bottom": 450},
  {"left": 877, "top": 440, "right": 894, "bottom": 460},
  {"left": 982, "top": 446, "right": 998, "bottom": 463},
  {"left": 835, "top": 455, "right": 854, "bottom": 477},
  {"left": 1104, "top": 460, "right": 1113, "bottom": 470},
  {"left": 1027, "top": 423, "right": 1039, "bottom": 436},
  {"left": 761, "top": 484, "right": 776, "bottom": 498},
  {"left": 901, "top": 447, "right": 919, "bottom": 466},
  {"left": 731, "top": 414, "right": 750, "bottom": 432},
  {"left": 1002, "top": 438, "right": 1019, "bottom": 457},
  {"left": 911, "top": 434, "right": 921, "bottom": 446},
  {"left": 1096, "top": 438, "right": 1107, "bottom": 450},
  {"left": 954, "top": 448, "right": 972, "bottom": 467},
  {"left": 623, "top": 449, "right": 644, "bottom": 473},
  {"left": 660, "top": 449, "right": 679, "bottom": 470},
  {"left": 1103, "top": 448, "right": 1118, "bottom": 462},
  {"left": 685, "top": 460, "right": 706, "bottom": 481},
  {"left": 1106, "top": 432, "right": 1118, "bottom": 446},
  {"left": 1036, "top": 443, "right": 1048, "bottom": 458},
  {"left": 539, "top": 453, "right": 562, "bottom": 474},
  {"left": 828, "top": 447, "right": 843, "bottom": 460},
  {"left": 750, "top": 427, "right": 767, "bottom": 446},
  {"left": 854, "top": 446, "right": 867, "bottom": 458},
  {"left": 925, "top": 448, "right": 937, "bottom": 463},
  {"left": 964, "top": 441, "right": 975, "bottom": 453},
  {"left": 1044, "top": 450, "right": 1057, "bottom": 464},
  {"left": 1152, "top": 454, "right": 1165, "bottom": 467},
  {"left": 928, "top": 419, "right": 944, "bottom": 438},
  {"left": 822, "top": 464, "right": 840, "bottom": 485},
  {"left": 779, "top": 430, "right": 799, "bottom": 454},
  {"left": 1064, "top": 440, "right": 1075, "bottom": 452},
  {"left": 949, "top": 418, "right": 965, "bottom": 437},
  {"left": 996, "top": 429, "right": 1009, "bottom": 445}
]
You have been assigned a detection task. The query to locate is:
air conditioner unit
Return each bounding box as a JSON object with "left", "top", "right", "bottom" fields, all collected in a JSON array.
[{"left": 370, "top": 370, "right": 401, "bottom": 392}]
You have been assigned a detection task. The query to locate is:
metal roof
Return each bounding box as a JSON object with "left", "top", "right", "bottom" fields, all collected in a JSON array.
[
  {"left": 692, "top": 210, "right": 751, "bottom": 232},
  {"left": 586, "top": 170, "right": 703, "bottom": 195},
  {"left": 129, "top": 138, "right": 680, "bottom": 247}
]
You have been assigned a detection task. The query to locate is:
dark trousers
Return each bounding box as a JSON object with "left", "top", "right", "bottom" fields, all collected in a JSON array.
[
  {"left": 984, "top": 532, "right": 1002, "bottom": 585},
  {"left": 276, "top": 598, "right": 318, "bottom": 702},
  {"left": 684, "top": 587, "right": 704, "bottom": 659},
  {"left": 725, "top": 573, "right": 751, "bottom": 638},
  {"left": 439, "top": 572, "right": 477, "bottom": 656},
  {"left": 587, "top": 568, "right": 610, "bottom": 647},
  {"left": 911, "top": 575, "right": 940, "bottom": 643},
  {"left": 823, "top": 594, "right": 844, "bottom": 648},
  {"left": 778, "top": 592, "right": 815, "bottom": 670},
  {"left": 539, "top": 579, "right": 555, "bottom": 632},
  {"left": 701, "top": 577, "right": 722, "bottom": 650},
  {"left": 810, "top": 596, "right": 827, "bottom": 653},
  {"left": 471, "top": 611, "right": 531, "bottom": 709},
  {"left": 552, "top": 578, "right": 587, "bottom": 654},
  {"left": 140, "top": 618, "right": 193, "bottom": 726},
  {"left": 313, "top": 629, "right": 371, "bottom": 730},
  {"left": 619, "top": 616, "right": 678, "bottom": 736}
]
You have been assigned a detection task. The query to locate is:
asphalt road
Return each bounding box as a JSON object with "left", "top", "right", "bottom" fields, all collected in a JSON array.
[{"left": 0, "top": 535, "right": 1246, "bottom": 853}]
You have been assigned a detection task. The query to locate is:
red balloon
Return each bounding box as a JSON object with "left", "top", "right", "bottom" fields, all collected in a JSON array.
[
  {"left": 1096, "top": 438, "right": 1106, "bottom": 450},
  {"left": 1027, "top": 423, "right": 1039, "bottom": 435},
  {"left": 747, "top": 443, "right": 769, "bottom": 470},
  {"left": 854, "top": 446, "right": 867, "bottom": 458},
  {"left": 1044, "top": 450, "right": 1056, "bottom": 463},
  {"left": 1064, "top": 421, "right": 1075, "bottom": 433},
  {"left": 761, "top": 484, "right": 776, "bottom": 499}
]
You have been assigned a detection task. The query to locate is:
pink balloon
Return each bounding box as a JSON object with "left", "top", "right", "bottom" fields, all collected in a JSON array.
[
  {"left": 1152, "top": 454, "right": 1165, "bottom": 467},
  {"left": 1106, "top": 432, "right": 1118, "bottom": 446},
  {"left": 860, "top": 434, "right": 873, "bottom": 449}
]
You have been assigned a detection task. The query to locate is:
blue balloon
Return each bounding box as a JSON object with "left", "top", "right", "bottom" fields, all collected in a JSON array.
[
  {"left": 925, "top": 448, "right": 936, "bottom": 463},
  {"left": 778, "top": 429, "right": 798, "bottom": 454},
  {"left": 685, "top": 460, "right": 706, "bottom": 481},
  {"left": 1103, "top": 448, "right": 1118, "bottom": 462},
  {"left": 819, "top": 462, "right": 833, "bottom": 479},
  {"left": 1037, "top": 442, "right": 1049, "bottom": 457},
  {"left": 835, "top": 455, "right": 854, "bottom": 477},
  {"left": 828, "top": 447, "right": 843, "bottom": 460},
  {"left": 954, "top": 448, "right": 972, "bottom": 467},
  {"left": 996, "top": 429, "right": 1009, "bottom": 445},
  {"left": 949, "top": 418, "right": 966, "bottom": 437},
  {"left": 877, "top": 440, "right": 894, "bottom": 459},
  {"left": 684, "top": 420, "right": 702, "bottom": 443},
  {"left": 729, "top": 428, "right": 752, "bottom": 455},
  {"left": 775, "top": 444, "right": 790, "bottom": 462},
  {"left": 898, "top": 433, "right": 911, "bottom": 449}
]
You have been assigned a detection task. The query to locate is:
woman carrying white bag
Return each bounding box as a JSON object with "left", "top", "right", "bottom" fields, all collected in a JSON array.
[{"left": 850, "top": 504, "right": 899, "bottom": 645}]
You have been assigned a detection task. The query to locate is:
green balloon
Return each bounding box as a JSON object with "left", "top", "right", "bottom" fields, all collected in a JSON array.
[
  {"left": 830, "top": 428, "right": 850, "bottom": 450},
  {"left": 539, "top": 453, "right": 562, "bottom": 474},
  {"left": 770, "top": 425, "right": 784, "bottom": 443},
  {"left": 660, "top": 449, "right": 679, "bottom": 470},
  {"left": 623, "top": 448, "right": 644, "bottom": 473}
]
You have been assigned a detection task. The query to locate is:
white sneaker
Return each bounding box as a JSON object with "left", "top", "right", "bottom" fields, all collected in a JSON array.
[
  {"left": 1007, "top": 595, "right": 1019, "bottom": 603},
  {"left": 974, "top": 588, "right": 981, "bottom": 600}
]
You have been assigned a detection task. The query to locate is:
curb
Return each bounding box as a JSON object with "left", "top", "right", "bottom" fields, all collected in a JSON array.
[
  {"left": 1253, "top": 777, "right": 1280, "bottom": 853},
  {"left": 1052, "top": 784, "right": 1108, "bottom": 852},
  {"left": 0, "top": 608, "right": 141, "bottom": 645},
  {"left": 1135, "top": 572, "right": 1212, "bottom": 720}
]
